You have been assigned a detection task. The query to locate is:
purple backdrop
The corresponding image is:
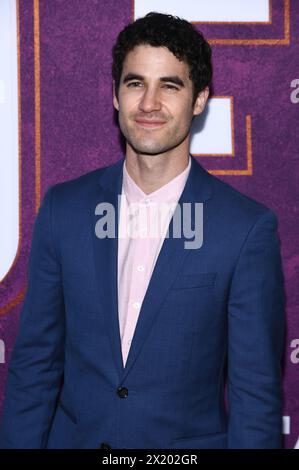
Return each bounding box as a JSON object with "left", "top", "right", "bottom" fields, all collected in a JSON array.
[{"left": 0, "top": 0, "right": 298, "bottom": 448}]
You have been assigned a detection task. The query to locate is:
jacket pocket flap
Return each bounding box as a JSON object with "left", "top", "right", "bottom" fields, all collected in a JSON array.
[{"left": 171, "top": 272, "right": 217, "bottom": 289}]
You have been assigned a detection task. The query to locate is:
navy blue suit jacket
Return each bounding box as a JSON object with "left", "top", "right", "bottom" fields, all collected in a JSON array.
[{"left": 0, "top": 156, "right": 285, "bottom": 448}]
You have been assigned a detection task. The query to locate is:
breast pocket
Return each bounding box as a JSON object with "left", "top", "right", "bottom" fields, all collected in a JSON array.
[
  {"left": 165, "top": 271, "right": 218, "bottom": 336},
  {"left": 171, "top": 272, "right": 217, "bottom": 290}
]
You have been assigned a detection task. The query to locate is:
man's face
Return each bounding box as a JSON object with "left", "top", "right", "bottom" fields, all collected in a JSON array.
[{"left": 113, "top": 45, "right": 208, "bottom": 157}]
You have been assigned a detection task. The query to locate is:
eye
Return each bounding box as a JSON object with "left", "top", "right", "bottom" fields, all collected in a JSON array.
[
  {"left": 127, "top": 81, "right": 143, "bottom": 88},
  {"left": 163, "top": 84, "right": 179, "bottom": 91}
]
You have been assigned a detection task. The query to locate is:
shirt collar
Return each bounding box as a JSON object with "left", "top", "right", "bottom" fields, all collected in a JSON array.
[{"left": 122, "top": 156, "right": 191, "bottom": 205}]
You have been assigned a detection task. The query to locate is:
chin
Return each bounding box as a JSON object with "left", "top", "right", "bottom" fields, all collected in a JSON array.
[{"left": 132, "top": 145, "right": 167, "bottom": 156}]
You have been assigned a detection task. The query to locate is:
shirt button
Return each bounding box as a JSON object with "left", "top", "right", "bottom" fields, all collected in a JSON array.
[
  {"left": 133, "top": 302, "right": 141, "bottom": 310},
  {"left": 127, "top": 339, "right": 132, "bottom": 345},
  {"left": 144, "top": 198, "right": 151, "bottom": 205},
  {"left": 137, "top": 265, "right": 145, "bottom": 272},
  {"left": 117, "top": 387, "right": 129, "bottom": 398}
]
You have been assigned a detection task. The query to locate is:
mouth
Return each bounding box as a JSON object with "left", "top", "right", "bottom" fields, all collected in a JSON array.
[{"left": 134, "top": 119, "right": 167, "bottom": 129}]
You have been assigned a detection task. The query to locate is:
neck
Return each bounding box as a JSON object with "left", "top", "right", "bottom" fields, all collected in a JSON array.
[{"left": 124, "top": 146, "right": 190, "bottom": 194}]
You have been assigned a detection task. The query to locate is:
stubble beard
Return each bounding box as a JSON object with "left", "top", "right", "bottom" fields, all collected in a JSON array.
[{"left": 119, "top": 115, "right": 190, "bottom": 156}]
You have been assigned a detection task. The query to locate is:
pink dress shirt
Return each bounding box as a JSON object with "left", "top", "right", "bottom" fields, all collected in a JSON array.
[{"left": 117, "top": 157, "right": 191, "bottom": 367}]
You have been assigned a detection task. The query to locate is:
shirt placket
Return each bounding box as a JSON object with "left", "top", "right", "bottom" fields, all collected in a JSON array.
[{"left": 121, "top": 201, "right": 152, "bottom": 366}]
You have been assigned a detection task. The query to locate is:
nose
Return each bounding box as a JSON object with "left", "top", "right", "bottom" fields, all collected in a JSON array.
[{"left": 138, "top": 87, "right": 162, "bottom": 113}]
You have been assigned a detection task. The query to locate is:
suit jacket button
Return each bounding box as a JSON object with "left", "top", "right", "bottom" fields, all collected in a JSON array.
[
  {"left": 117, "top": 386, "right": 128, "bottom": 398},
  {"left": 100, "top": 442, "right": 111, "bottom": 449}
]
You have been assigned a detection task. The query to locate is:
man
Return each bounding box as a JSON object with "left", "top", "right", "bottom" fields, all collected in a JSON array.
[{"left": 0, "top": 12, "right": 285, "bottom": 449}]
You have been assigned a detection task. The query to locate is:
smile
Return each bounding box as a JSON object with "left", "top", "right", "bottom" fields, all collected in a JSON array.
[{"left": 134, "top": 119, "right": 167, "bottom": 129}]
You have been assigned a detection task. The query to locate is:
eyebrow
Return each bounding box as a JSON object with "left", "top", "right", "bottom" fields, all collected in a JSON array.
[{"left": 122, "top": 73, "right": 185, "bottom": 87}]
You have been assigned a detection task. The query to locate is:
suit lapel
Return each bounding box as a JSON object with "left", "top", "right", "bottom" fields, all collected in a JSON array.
[
  {"left": 91, "top": 158, "right": 125, "bottom": 377},
  {"left": 121, "top": 157, "right": 214, "bottom": 381},
  {"left": 91, "top": 156, "right": 214, "bottom": 381}
]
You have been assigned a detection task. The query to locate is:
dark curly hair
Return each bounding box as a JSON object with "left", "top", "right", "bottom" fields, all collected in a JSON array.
[{"left": 112, "top": 12, "right": 212, "bottom": 103}]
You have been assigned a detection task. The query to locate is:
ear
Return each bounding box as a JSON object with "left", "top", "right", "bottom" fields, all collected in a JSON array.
[
  {"left": 193, "top": 86, "right": 209, "bottom": 116},
  {"left": 113, "top": 81, "right": 119, "bottom": 111}
]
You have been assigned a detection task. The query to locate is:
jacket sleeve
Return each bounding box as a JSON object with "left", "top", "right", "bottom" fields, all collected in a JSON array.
[
  {"left": 0, "top": 186, "right": 65, "bottom": 448},
  {"left": 227, "top": 210, "right": 285, "bottom": 448}
]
